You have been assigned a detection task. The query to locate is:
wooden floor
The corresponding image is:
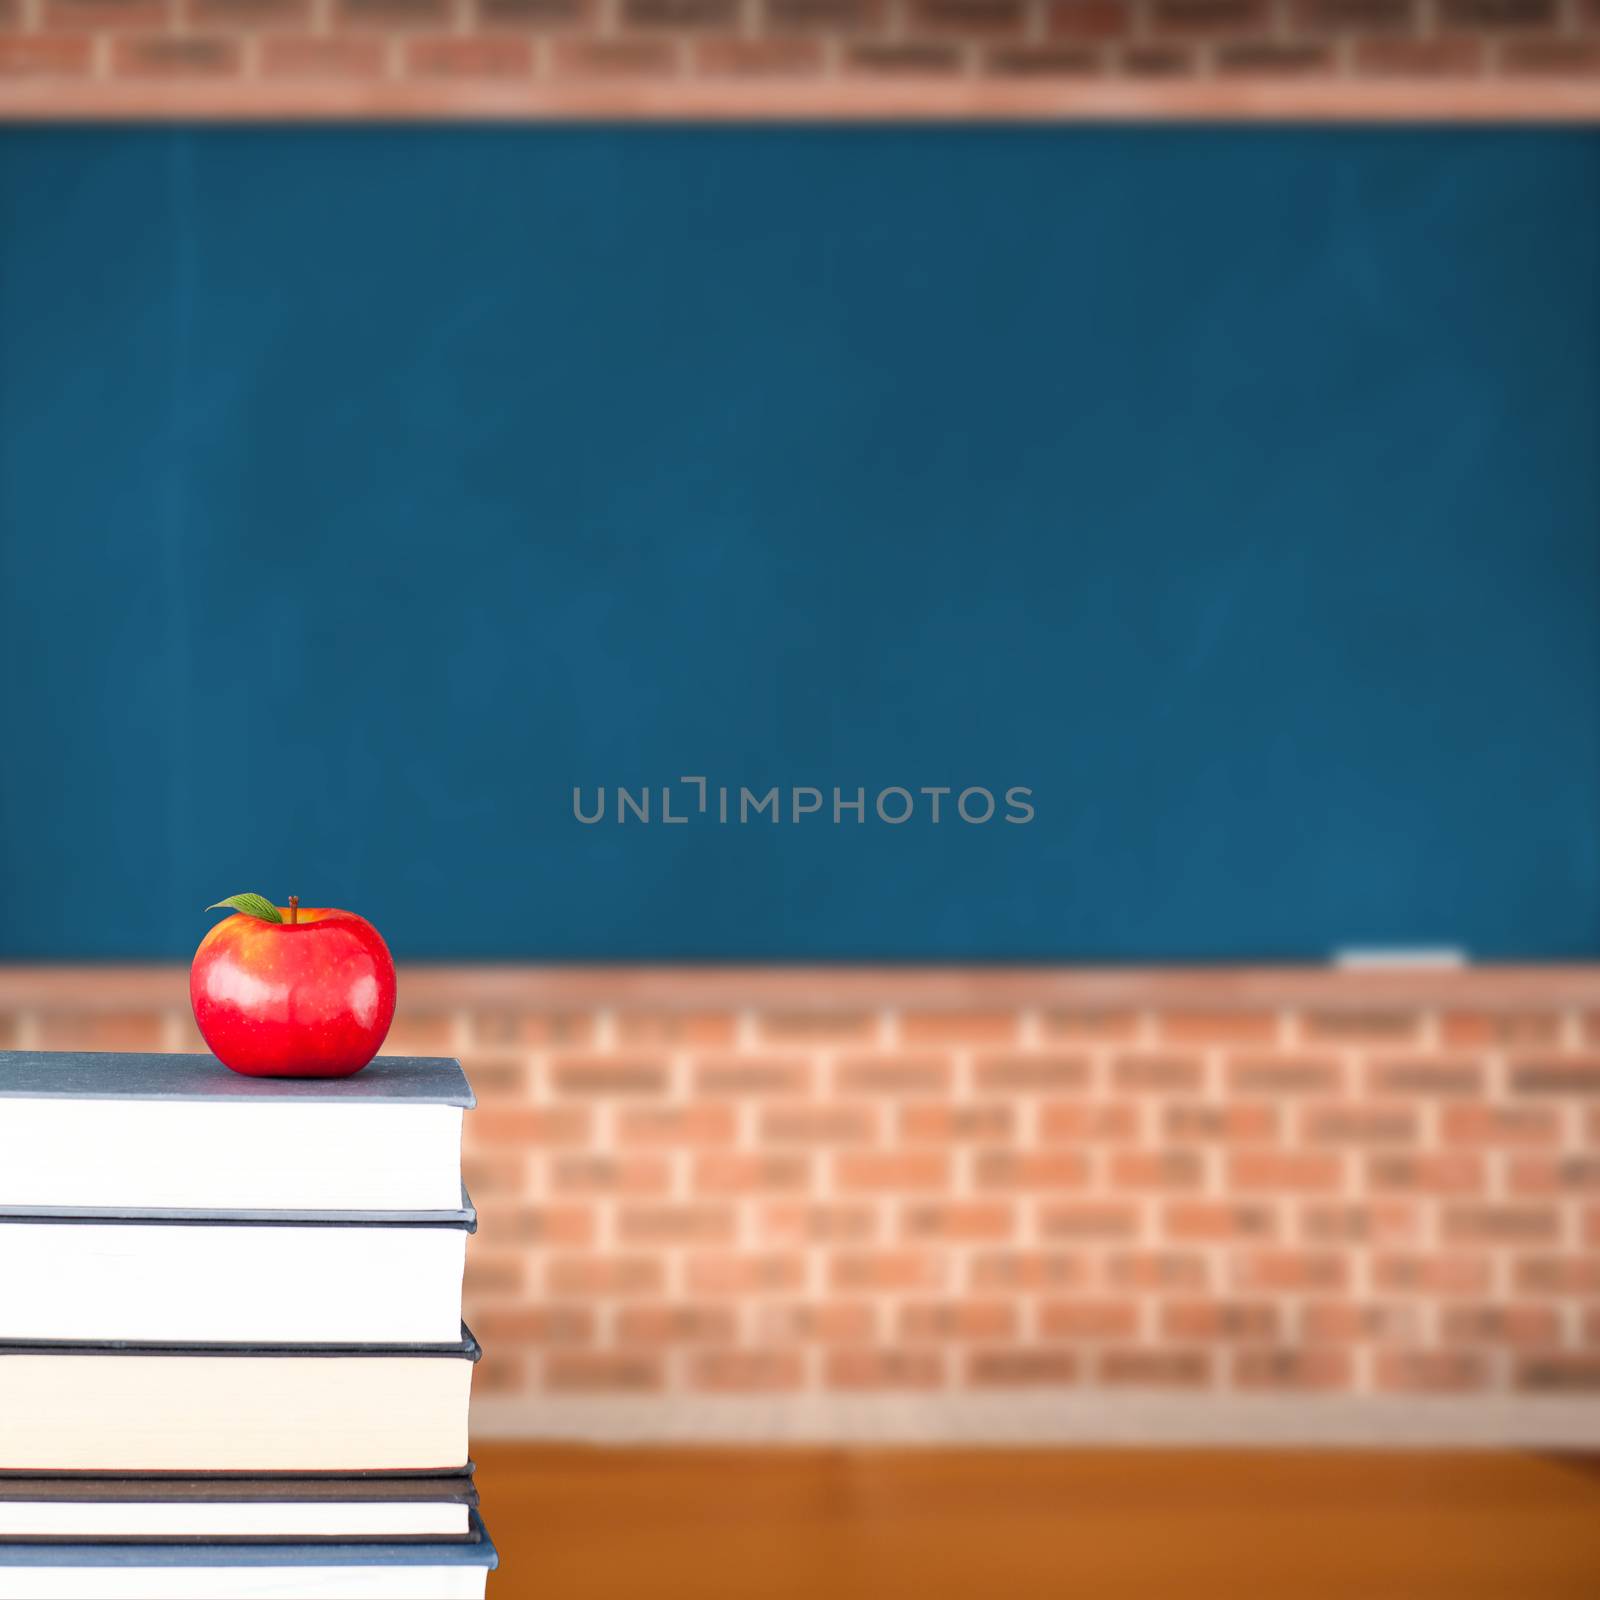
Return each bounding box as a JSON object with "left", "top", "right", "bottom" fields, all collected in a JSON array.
[{"left": 474, "top": 1444, "right": 1600, "bottom": 1600}]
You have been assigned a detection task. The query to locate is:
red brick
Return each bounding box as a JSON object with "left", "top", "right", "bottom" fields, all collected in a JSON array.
[
  {"left": 1289, "top": 0, "right": 1414, "bottom": 25},
  {"left": 1441, "top": 1010, "right": 1566, "bottom": 1049},
  {"left": 1302, "top": 1301, "right": 1425, "bottom": 1343},
  {"left": 477, "top": 1203, "right": 594, "bottom": 1247},
  {"left": 546, "top": 1255, "right": 665, "bottom": 1296},
  {"left": 1044, "top": 0, "right": 1128, "bottom": 36},
  {"left": 687, "top": 1253, "right": 807, "bottom": 1294},
  {"left": 622, "top": 0, "right": 735, "bottom": 24},
  {"left": 1109, "top": 1150, "right": 1206, "bottom": 1190},
  {"left": 1120, "top": 42, "right": 1198, "bottom": 71},
  {"left": 472, "top": 1305, "right": 596, "bottom": 1345},
  {"left": 615, "top": 1304, "right": 739, "bottom": 1345},
  {"left": 1298, "top": 1201, "right": 1420, "bottom": 1245},
  {"left": 618, "top": 1104, "right": 738, "bottom": 1145},
  {"left": 1439, "top": 0, "right": 1557, "bottom": 24},
  {"left": 1039, "top": 1299, "right": 1140, "bottom": 1338},
  {"left": 1516, "top": 1254, "right": 1600, "bottom": 1292},
  {"left": 1441, "top": 1204, "right": 1561, "bottom": 1245},
  {"left": 462, "top": 1251, "right": 525, "bottom": 1297},
  {"left": 615, "top": 1010, "right": 737, "bottom": 1048},
  {"left": 458, "top": 1056, "right": 528, "bottom": 1101},
  {"left": 968, "top": 1348, "right": 1080, "bottom": 1385},
  {"left": 974, "top": 1150, "right": 1090, "bottom": 1189},
  {"left": 1162, "top": 1103, "right": 1277, "bottom": 1141},
  {"left": 460, "top": 1148, "right": 527, "bottom": 1196},
  {"left": 1227, "top": 1055, "right": 1343, "bottom": 1095},
  {"left": 694, "top": 1057, "right": 812, "bottom": 1096},
  {"left": 550, "top": 1154, "right": 672, "bottom": 1195},
  {"left": 756, "top": 1009, "right": 879, "bottom": 1044},
  {"left": 1042, "top": 1101, "right": 1142, "bottom": 1141},
  {"left": 759, "top": 1104, "right": 878, "bottom": 1144},
  {"left": 908, "top": 0, "right": 1024, "bottom": 30},
  {"left": 1157, "top": 1009, "right": 1277, "bottom": 1043},
  {"left": 764, "top": 0, "right": 886, "bottom": 27},
  {"left": 755, "top": 1302, "right": 877, "bottom": 1343},
  {"left": 1163, "top": 1201, "right": 1277, "bottom": 1241},
  {"left": 693, "top": 1152, "right": 812, "bottom": 1193},
  {"left": 545, "top": 1352, "right": 664, "bottom": 1392},
  {"left": 1374, "top": 1254, "right": 1492, "bottom": 1295},
  {"left": 901, "top": 1010, "right": 1019, "bottom": 1043},
  {"left": 1509, "top": 1156, "right": 1600, "bottom": 1193},
  {"left": 472, "top": 1106, "right": 592, "bottom": 1146},
  {"left": 826, "top": 1349, "right": 944, "bottom": 1388},
  {"left": 836, "top": 1151, "right": 951, "bottom": 1191},
  {"left": 1215, "top": 41, "right": 1335, "bottom": 72},
  {"left": 973, "top": 1053, "right": 1091, "bottom": 1093},
  {"left": 758, "top": 1202, "right": 877, "bottom": 1244},
  {"left": 1228, "top": 1151, "right": 1343, "bottom": 1192},
  {"left": 335, "top": 0, "right": 451, "bottom": 23},
  {"left": 41, "top": 0, "right": 165, "bottom": 28},
  {"left": 1515, "top": 1355, "right": 1600, "bottom": 1391},
  {"left": 1038, "top": 1200, "right": 1142, "bottom": 1240},
  {"left": 1300, "top": 1104, "right": 1420, "bottom": 1144},
  {"left": 36, "top": 1010, "right": 165, "bottom": 1050},
  {"left": 0, "top": 36, "right": 95, "bottom": 74},
  {"left": 1099, "top": 1348, "right": 1211, "bottom": 1386},
  {"left": 615, "top": 1203, "right": 736, "bottom": 1245},
  {"left": 186, "top": 0, "right": 311, "bottom": 21},
  {"left": 469, "top": 1009, "right": 595, "bottom": 1049},
  {"left": 474, "top": 1350, "right": 526, "bottom": 1394},
  {"left": 1377, "top": 1350, "right": 1491, "bottom": 1393},
  {"left": 1369, "top": 1058, "right": 1486, "bottom": 1096},
  {"left": 1104, "top": 1251, "right": 1208, "bottom": 1291},
  {"left": 382, "top": 1012, "right": 457, "bottom": 1054},
  {"left": 899, "top": 1300, "right": 1019, "bottom": 1340},
  {"left": 1440, "top": 1104, "right": 1561, "bottom": 1145},
  {"left": 1038, "top": 1007, "right": 1139, "bottom": 1040},
  {"left": 1440, "top": 1304, "right": 1562, "bottom": 1347},
  {"left": 835, "top": 1054, "right": 952, "bottom": 1095},
  {"left": 971, "top": 1251, "right": 1086, "bottom": 1291},
  {"left": 1112, "top": 1053, "right": 1205, "bottom": 1094},
  {"left": 901, "top": 1102, "right": 1017, "bottom": 1141},
  {"left": 1235, "top": 1348, "right": 1351, "bottom": 1389},
  {"left": 1351, "top": 35, "right": 1486, "bottom": 72},
  {"left": 690, "top": 1350, "right": 805, "bottom": 1391},
  {"left": 1299, "top": 1008, "right": 1424, "bottom": 1043},
  {"left": 1234, "top": 1251, "right": 1347, "bottom": 1292},
  {"left": 1161, "top": 1301, "right": 1279, "bottom": 1340},
  {"left": 550, "top": 1055, "right": 670, "bottom": 1096},
  {"left": 828, "top": 1250, "right": 945, "bottom": 1292},
  {"left": 1366, "top": 1152, "right": 1486, "bottom": 1193},
  {"left": 549, "top": 67, "right": 690, "bottom": 115},
  {"left": 901, "top": 1201, "right": 1015, "bottom": 1240}
]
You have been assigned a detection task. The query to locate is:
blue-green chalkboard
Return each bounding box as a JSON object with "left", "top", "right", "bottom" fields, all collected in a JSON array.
[{"left": 0, "top": 127, "right": 1596, "bottom": 961}]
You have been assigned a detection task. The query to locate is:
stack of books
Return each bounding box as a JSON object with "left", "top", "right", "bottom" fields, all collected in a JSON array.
[{"left": 0, "top": 1049, "right": 497, "bottom": 1599}]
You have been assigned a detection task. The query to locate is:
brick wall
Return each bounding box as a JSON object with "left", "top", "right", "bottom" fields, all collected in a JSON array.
[
  {"left": 5, "top": 965, "right": 1600, "bottom": 1441},
  {"left": 0, "top": 0, "right": 1596, "bottom": 116}
]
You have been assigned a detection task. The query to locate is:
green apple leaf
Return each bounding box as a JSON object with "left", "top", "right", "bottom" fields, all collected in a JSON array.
[{"left": 205, "top": 893, "right": 283, "bottom": 924}]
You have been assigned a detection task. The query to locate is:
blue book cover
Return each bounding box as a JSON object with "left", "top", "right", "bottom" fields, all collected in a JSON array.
[
  {"left": 0, "top": 1513, "right": 499, "bottom": 1569},
  {"left": 0, "top": 1052, "right": 475, "bottom": 1108}
]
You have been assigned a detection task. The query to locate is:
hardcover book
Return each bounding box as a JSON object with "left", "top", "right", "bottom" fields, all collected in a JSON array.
[
  {"left": 0, "top": 1514, "right": 499, "bottom": 1599},
  {"left": 0, "top": 1476, "right": 480, "bottom": 1541},
  {"left": 0, "top": 1052, "right": 474, "bottom": 1213},
  {"left": 0, "top": 1330, "right": 480, "bottom": 1475},
  {"left": 0, "top": 1193, "right": 477, "bottom": 1345}
]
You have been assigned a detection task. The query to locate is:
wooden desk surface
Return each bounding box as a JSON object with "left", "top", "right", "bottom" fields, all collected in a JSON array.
[{"left": 474, "top": 1444, "right": 1600, "bottom": 1600}]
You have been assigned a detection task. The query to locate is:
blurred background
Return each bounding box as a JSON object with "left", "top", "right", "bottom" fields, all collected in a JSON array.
[{"left": 2, "top": 43, "right": 1600, "bottom": 1595}]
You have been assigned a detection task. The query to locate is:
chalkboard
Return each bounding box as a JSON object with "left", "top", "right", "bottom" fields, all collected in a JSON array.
[{"left": 1, "top": 127, "right": 1596, "bottom": 962}]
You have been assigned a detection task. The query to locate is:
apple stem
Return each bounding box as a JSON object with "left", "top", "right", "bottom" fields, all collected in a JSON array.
[{"left": 288, "top": 895, "right": 299, "bottom": 925}]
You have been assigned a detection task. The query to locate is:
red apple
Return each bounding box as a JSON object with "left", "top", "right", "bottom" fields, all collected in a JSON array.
[{"left": 191, "top": 894, "right": 397, "bottom": 1078}]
